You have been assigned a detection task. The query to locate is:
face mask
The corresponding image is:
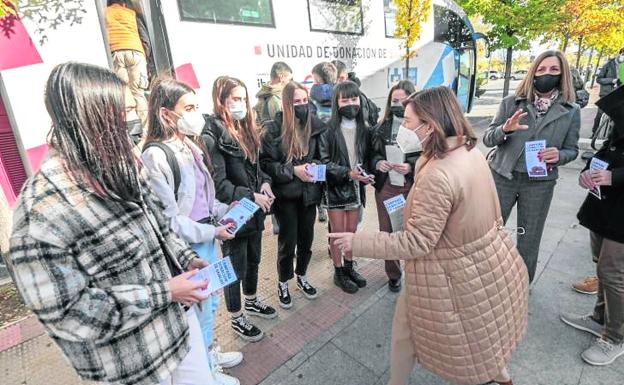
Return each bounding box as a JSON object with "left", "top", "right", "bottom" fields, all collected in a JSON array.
[
  {"left": 229, "top": 102, "right": 247, "bottom": 121},
  {"left": 294, "top": 104, "right": 309, "bottom": 122},
  {"left": 390, "top": 105, "right": 405, "bottom": 118},
  {"left": 175, "top": 111, "right": 205, "bottom": 136},
  {"left": 126, "top": 119, "right": 142, "bottom": 136},
  {"left": 338, "top": 105, "right": 360, "bottom": 120},
  {"left": 396, "top": 123, "right": 427, "bottom": 153},
  {"left": 533, "top": 74, "right": 561, "bottom": 94},
  {"left": 618, "top": 55, "right": 624, "bottom": 63}
]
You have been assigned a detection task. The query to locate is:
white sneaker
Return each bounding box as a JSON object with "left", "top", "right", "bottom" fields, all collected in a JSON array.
[
  {"left": 211, "top": 346, "right": 243, "bottom": 369},
  {"left": 213, "top": 368, "right": 240, "bottom": 385}
]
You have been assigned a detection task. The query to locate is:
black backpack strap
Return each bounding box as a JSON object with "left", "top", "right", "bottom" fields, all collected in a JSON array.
[{"left": 143, "top": 142, "right": 181, "bottom": 200}]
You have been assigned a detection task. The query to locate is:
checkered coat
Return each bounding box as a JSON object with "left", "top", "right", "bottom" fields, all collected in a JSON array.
[{"left": 7, "top": 155, "right": 198, "bottom": 385}]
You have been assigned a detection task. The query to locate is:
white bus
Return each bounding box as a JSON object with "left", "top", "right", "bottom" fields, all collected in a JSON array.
[{"left": 0, "top": 0, "right": 483, "bottom": 205}]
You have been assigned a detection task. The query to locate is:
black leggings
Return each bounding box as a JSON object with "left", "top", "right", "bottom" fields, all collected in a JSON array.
[{"left": 222, "top": 231, "right": 262, "bottom": 313}]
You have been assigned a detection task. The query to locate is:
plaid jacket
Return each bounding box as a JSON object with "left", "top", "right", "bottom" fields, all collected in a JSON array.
[{"left": 7, "top": 155, "right": 198, "bottom": 385}]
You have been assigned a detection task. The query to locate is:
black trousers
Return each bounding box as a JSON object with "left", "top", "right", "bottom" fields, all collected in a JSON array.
[
  {"left": 274, "top": 197, "right": 316, "bottom": 282},
  {"left": 222, "top": 231, "right": 262, "bottom": 313}
]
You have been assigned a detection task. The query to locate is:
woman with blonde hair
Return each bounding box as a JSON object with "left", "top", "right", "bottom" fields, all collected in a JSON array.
[
  {"left": 330, "top": 86, "right": 528, "bottom": 385},
  {"left": 260, "top": 81, "right": 327, "bottom": 308},
  {"left": 484, "top": 50, "right": 580, "bottom": 282}
]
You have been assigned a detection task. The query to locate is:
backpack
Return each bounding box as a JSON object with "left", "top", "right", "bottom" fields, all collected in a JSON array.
[
  {"left": 361, "top": 93, "right": 380, "bottom": 127},
  {"left": 592, "top": 114, "right": 614, "bottom": 150},
  {"left": 142, "top": 142, "right": 181, "bottom": 200},
  {"left": 255, "top": 94, "right": 278, "bottom": 125},
  {"left": 576, "top": 89, "right": 590, "bottom": 109}
]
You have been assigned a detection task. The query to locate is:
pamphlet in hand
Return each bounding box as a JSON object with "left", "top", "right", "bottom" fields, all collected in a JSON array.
[
  {"left": 356, "top": 163, "right": 375, "bottom": 182},
  {"left": 525, "top": 140, "right": 548, "bottom": 178},
  {"left": 189, "top": 256, "right": 238, "bottom": 295},
  {"left": 385, "top": 144, "right": 406, "bottom": 187},
  {"left": 306, "top": 163, "right": 326, "bottom": 182},
  {"left": 383, "top": 194, "right": 406, "bottom": 232},
  {"left": 589, "top": 157, "right": 609, "bottom": 200},
  {"left": 218, "top": 198, "right": 260, "bottom": 235}
]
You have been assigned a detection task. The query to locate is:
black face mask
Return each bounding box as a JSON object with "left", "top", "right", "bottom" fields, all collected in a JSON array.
[
  {"left": 294, "top": 104, "right": 309, "bottom": 122},
  {"left": 390, "top": 105, "right": 405, "bottom": 118},
  {"left": 338, "top": 105, "right": 360, "bottom": 120},
  {"left": 533, "top": 74, "right": 561, "bottom": 94}
]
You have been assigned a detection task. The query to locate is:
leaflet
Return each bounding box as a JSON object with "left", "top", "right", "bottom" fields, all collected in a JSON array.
[
  {"left": 189, "top": 256, "right": 237, "bottom": 295},
  {"left": 525, "top": 140, "right": 548, "bottom": 178},
  {"left": 383, "top": 194, "right": 406, "bottom": 232},
  {"left": 589, "top": 157, "right": 609, "bottom": 200},
  {"left": 218, "top": 198, "right": 260, "bottom": 234},
  {"left": 385, "top": 144, "right": 406, "bottom": 186},
  {"left": 306, "top": 163, "right": 327, "bottom": 182}
]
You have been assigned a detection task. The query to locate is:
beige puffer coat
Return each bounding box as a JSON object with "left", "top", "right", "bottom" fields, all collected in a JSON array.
[{"left": 353, "top": 137, "right": 528, "bottom": 384}]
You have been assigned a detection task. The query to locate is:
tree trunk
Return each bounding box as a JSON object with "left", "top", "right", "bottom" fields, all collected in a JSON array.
[
  {"left": 591, "top": 50, "right": 603, "bottom": 89},
  {"left": 584, "top": 47, "right": 595, "bottom": 85},
  {"left": 575, "top": 36, "right": 584, "bottom": 70},
  {"left": 503, "top": 46, "right": 513, "bottom": 97},
  {"left": 404, "top": 46, "right": 410, "bottom": 80},
  {"left": 561, "top": 34, "right": 569, "bottom": 52}
]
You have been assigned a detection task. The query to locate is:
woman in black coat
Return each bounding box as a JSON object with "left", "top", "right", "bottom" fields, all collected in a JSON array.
[
  {"left": 369, "top": 80, "right": 418, "bottom": 292},
  {"left": 318, "top": 80, "right": 373, "bottom": 294},
  {"left": 203, "top": 76, "right": 276, "bottom": 343},
  {"left": 562, "top": 86, "right": 624, "bottom": 366},
  {"left": 260, "top": 81, "right": 326, "bottom": 309}
]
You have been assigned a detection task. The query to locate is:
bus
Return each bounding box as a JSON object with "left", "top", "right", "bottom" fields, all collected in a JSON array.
[{"left": 0, "top": 0, "right": 483, "bottom": 205}]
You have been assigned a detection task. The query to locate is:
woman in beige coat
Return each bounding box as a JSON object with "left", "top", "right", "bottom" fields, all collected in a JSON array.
[{"left": 330, "top": 87, "right": 529, "bottom": 385}]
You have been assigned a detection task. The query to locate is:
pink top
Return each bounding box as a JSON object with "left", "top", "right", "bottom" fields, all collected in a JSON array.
[{"left": 189, "top": 152, "right": 212, "bottom": 222}]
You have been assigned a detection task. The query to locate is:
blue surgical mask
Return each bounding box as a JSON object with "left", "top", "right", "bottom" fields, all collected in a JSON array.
[{"left": 229, "top": 102, "right": 247, "bottom": 121}]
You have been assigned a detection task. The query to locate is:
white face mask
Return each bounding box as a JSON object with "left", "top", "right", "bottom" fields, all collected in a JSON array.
[
  {"left": 618, "top": 55, "right": 624, "bottom": 63},
  {"left": 396, "top": 123, "right": 427, "bottom": 153},
  {"left": 229, "top": 102, "right": 247, "bottom": 121},
  {"left": 175, "top": 111, "right": 205, "bottom": 136}
]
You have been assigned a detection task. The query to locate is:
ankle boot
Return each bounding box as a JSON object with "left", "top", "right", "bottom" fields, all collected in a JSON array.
[
  {"left": 334, "top": 267, "right": 359, "bottom": 294},
  {"left": 344, "top": 260, "right": 367, "bottom": 288}
]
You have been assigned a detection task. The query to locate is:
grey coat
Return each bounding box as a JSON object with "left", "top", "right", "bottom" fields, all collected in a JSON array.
[
  {"left": 596, "top": 59, "right": 619, "bottom": 97},
  {"left": 483, "top": 95, "right": 580, "bottom": 180}
]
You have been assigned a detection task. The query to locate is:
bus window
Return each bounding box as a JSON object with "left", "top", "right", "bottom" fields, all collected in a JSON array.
[
  {"left": 308, "top": 0, "right": 364, "bottom": 35},
  {"left": 178, "top": 0, "right": 275, "bottom": 27}
]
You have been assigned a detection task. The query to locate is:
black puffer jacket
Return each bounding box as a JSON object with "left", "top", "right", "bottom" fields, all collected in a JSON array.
[
  {"left": 202, "top": 116, "right": 271, "bottom": 236},
  {"left": 369, "top": 117, "right": 421, "bottom": 191},
  {"left": 318, "top": 120, "right": 372, "bottom": 207},
  {"left": 577, "top": 127, "right": 624, "bottom": 243},
  {"left": 260, "top": 112, "right": 326, "bottom": 206}
]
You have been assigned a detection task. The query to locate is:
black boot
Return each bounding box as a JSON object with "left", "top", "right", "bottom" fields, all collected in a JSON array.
[
  {"left": 334, "top": 267, "right": 359, "bottom": 294},
  {"left": 344, "top": 260, "right": 367, "bottom": 288}
]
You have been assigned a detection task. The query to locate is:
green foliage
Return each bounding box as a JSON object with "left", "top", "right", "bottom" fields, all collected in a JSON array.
[{"left": 393, "top": 0, "right": 431, "bottom": 59}]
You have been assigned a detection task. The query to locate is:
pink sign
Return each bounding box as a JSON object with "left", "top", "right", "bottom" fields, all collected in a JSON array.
[
  {"left": 0, "top": 14, "right": 43, "bottom": 71},
  {"left": 175, "top": 63, "right": 200, "bottom": 89}
]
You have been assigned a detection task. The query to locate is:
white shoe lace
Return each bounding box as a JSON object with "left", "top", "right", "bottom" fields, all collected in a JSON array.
[
  {"left": 597, "top": 338, "right": 615, "bottom": 354},
  {"left": 253, "top": 300, "right": 269, "bottom": 310},
  {"left": 279, "top": 282, "right": 289, "bottom": 298},
  {"left": 235, "top": 316, "right": 254, "bottom": 331},
  {"left": 298, "top": 276, "right": 313, "bottom": 290}
]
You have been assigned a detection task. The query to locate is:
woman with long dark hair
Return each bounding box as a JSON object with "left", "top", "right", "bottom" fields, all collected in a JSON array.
[
  {"left": 141, "top": 78, "right": 243, "bottom": 384},
  {"left": 260, "top": 81, "right": 326, "bottom": 308},
  {"left": 318, "top": 80, "right": 372, "bottom": 294},
  {"left": 203, "top": 76, "right": 277, "bottom": 342},
  {"left": 8, "top": 62, "right": 219, "bottom": 385},
  {"left": 370, "top": 80, "right": 417, "bottom": 292}
]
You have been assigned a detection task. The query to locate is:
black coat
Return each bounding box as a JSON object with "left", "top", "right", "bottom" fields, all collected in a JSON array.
[
  {"left": 318, "top": 120, "right": 373, "bottom": 207},
  {"left": 369, "top": 117, "right": 421, "bottom": 191},
  {"left": 202, "top": 116, "right": 271, "bottom": 236},
  {"left": 260, "top": 113, "right": 326, "bottom": 206},
  {"left": 577, "top": 126, "right": 624, "bottom": 243}
]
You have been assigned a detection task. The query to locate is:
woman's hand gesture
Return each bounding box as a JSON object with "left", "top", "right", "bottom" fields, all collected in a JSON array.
[
  {"left": 502, "top": 109, "right": 529, "bottom": 133},
  {"left": 328, "top": 232, "right": 355, "bottom": 254}
]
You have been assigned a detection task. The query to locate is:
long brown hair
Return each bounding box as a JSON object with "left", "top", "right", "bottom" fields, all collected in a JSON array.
[
  {"left": 212, "top": 76, "right": 260, "bottom": 162},
  {"left": 404, "top": 86, "right": 477, "bottom": 159},
  {"left": 381, "top": 80, "right": 416, "bottom": 124},
  {"left": 516, "top": 50, "right": 575, "bottom": 103},
  {"left": 281, "top": 81, "right": 311, "bottom": 162},
  {"left": 46, "top": 62, "right": 141, "bottom": 202}
]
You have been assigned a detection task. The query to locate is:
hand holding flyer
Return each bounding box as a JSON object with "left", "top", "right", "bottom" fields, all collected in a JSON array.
[
  {"left": 525, "top": 140, "right": 548, "bottom": 178},
  {"left": 383, "top": 194, "right": 406, "bottom": 232},
  {"left": 306, "top": 163, "right": 327, "bottom": 182},
  {"left": 385, "top": 144, "right": 406, "bottom": 186},
  {"left": 218, "top": 198, "right": 260, "bottom": 235},
  {"left": 189, "top": 256, "right": 238, "bottom": 295},
  {"left": 589, "top": 157, "right": 609, "bottom": 200}
]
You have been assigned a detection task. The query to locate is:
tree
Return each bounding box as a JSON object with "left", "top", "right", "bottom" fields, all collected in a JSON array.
[
  {"left": 393, "top": 0, "right": 431, "bottom": 78},
  {"left": 0, "top": 0, "right": 85, "bottom": 44},
  {"left": 458, "top": 0, "right": 566, "bottom": 97}
]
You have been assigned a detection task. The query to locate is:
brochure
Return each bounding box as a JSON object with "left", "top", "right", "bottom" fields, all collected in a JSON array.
[
  {"left": 189, "top": 256, "right": 237, "bottom": 295},
  {"left": 218, "top": 198, "right": 260, "bottom": 234},
  {"left": 306, "top": 163, "right": 327, "bottom": 182},
  {"left": 383, "top": 194, "right": 406, "bottom": 232},
  {"left": 385, "top": 144, "right": 406, "bottom": 186},
  {"left": 589, "top": 157, "right": 609, "bottom": 200},
  {"left": 525, "top": 140, "right": 548, "bottom": 178}
]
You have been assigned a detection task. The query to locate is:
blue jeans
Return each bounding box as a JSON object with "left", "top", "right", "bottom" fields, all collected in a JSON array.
[{"left": 190, "top": 241, "right": 220, "bottom": 351}]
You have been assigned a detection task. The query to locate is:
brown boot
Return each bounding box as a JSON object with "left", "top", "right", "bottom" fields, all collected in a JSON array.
[{"left": 573, "top": 276, "right": 599, "bottom": 295}]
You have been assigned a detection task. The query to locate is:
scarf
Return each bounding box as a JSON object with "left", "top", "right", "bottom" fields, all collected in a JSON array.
[{"left": 533, "top": 90, "right": 559, "bottom": 116}]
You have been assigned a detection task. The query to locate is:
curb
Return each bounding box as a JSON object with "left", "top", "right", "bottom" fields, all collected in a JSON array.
[{"left": 0, "top": 315, "right": 44, "bottom": 353}]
